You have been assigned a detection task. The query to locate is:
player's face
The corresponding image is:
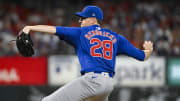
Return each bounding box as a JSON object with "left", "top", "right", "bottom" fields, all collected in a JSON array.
[{"left": 79, "top": 17, "right": 96, "bottom": 27}]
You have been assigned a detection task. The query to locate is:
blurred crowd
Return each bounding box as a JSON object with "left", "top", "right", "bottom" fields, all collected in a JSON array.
[
  {"left": 98, "top": 0, "right": 180, "bottom": 57},
  {"left": 0, "top": 0, "right": 180, "bottom": 56}
]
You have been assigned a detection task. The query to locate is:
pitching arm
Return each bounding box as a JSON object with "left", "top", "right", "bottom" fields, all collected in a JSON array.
[{"left": 22, "top": 25, "right": 56, "bottom": 35}]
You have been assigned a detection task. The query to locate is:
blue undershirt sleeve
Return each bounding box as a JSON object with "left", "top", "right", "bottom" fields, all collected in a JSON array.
[{"left": 117, "top": 35, "right": 145, "bottom": 61}]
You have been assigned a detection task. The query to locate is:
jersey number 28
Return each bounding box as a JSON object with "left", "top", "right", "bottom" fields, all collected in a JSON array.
[{"left": 90, "top": 38, "right": 113, "bottom": 60}]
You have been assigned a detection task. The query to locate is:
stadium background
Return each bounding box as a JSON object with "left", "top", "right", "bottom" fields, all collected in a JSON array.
[{"left": 0, "top": 0, "right": 180, "bottom": 101}]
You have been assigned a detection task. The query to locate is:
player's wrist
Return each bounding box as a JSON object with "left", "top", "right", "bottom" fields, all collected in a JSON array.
[
  {"left": 144, "top": 49, "right": 153, "bottom": 53},
  {"left": 23, "top": 26, "right": 31, "bottom": 34}
]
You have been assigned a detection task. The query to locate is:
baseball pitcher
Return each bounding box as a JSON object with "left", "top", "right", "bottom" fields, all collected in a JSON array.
[{"left": 22, "top": 5, "right": 153, "bottom": 101}]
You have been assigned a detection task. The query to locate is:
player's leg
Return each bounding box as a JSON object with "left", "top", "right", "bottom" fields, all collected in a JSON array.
[
  {"left": 41, "top": 72, "right": 114, "bottom": 101},
  {"left": 82, "top": 72, "right": 114, "bottom": 101},
  {"left": 41, "top": 76, "right": 90, "bottom": 101}
]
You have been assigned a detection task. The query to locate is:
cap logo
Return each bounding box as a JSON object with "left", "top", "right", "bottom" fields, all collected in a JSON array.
[{"left": 92, "top": 13, "right": 95, "bottom": 16}]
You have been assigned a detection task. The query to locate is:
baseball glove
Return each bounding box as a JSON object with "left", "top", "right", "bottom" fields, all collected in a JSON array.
[{"left": 16, "top": 31, "right": 34, "bottom": 57}]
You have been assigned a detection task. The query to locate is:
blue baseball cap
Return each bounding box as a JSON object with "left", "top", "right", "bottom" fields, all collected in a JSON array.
[{"left": 75, "top": 5, "right": 103, "bottom": 20}]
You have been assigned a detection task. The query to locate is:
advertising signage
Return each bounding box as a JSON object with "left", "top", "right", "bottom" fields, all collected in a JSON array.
[
  {"left": 168, "top": 58, "right": 180, "bottom": 86},
  {"left": 114, "top": 56, "right": 166, "bottom": 87},
  {"left": 0, "top": 57, "right": 47, "bottom": 85}
]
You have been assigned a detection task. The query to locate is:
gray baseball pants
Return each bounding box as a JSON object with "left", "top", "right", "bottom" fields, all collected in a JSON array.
[{"left": 42, "top": 72, "right": 114, "bottom": 101}]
